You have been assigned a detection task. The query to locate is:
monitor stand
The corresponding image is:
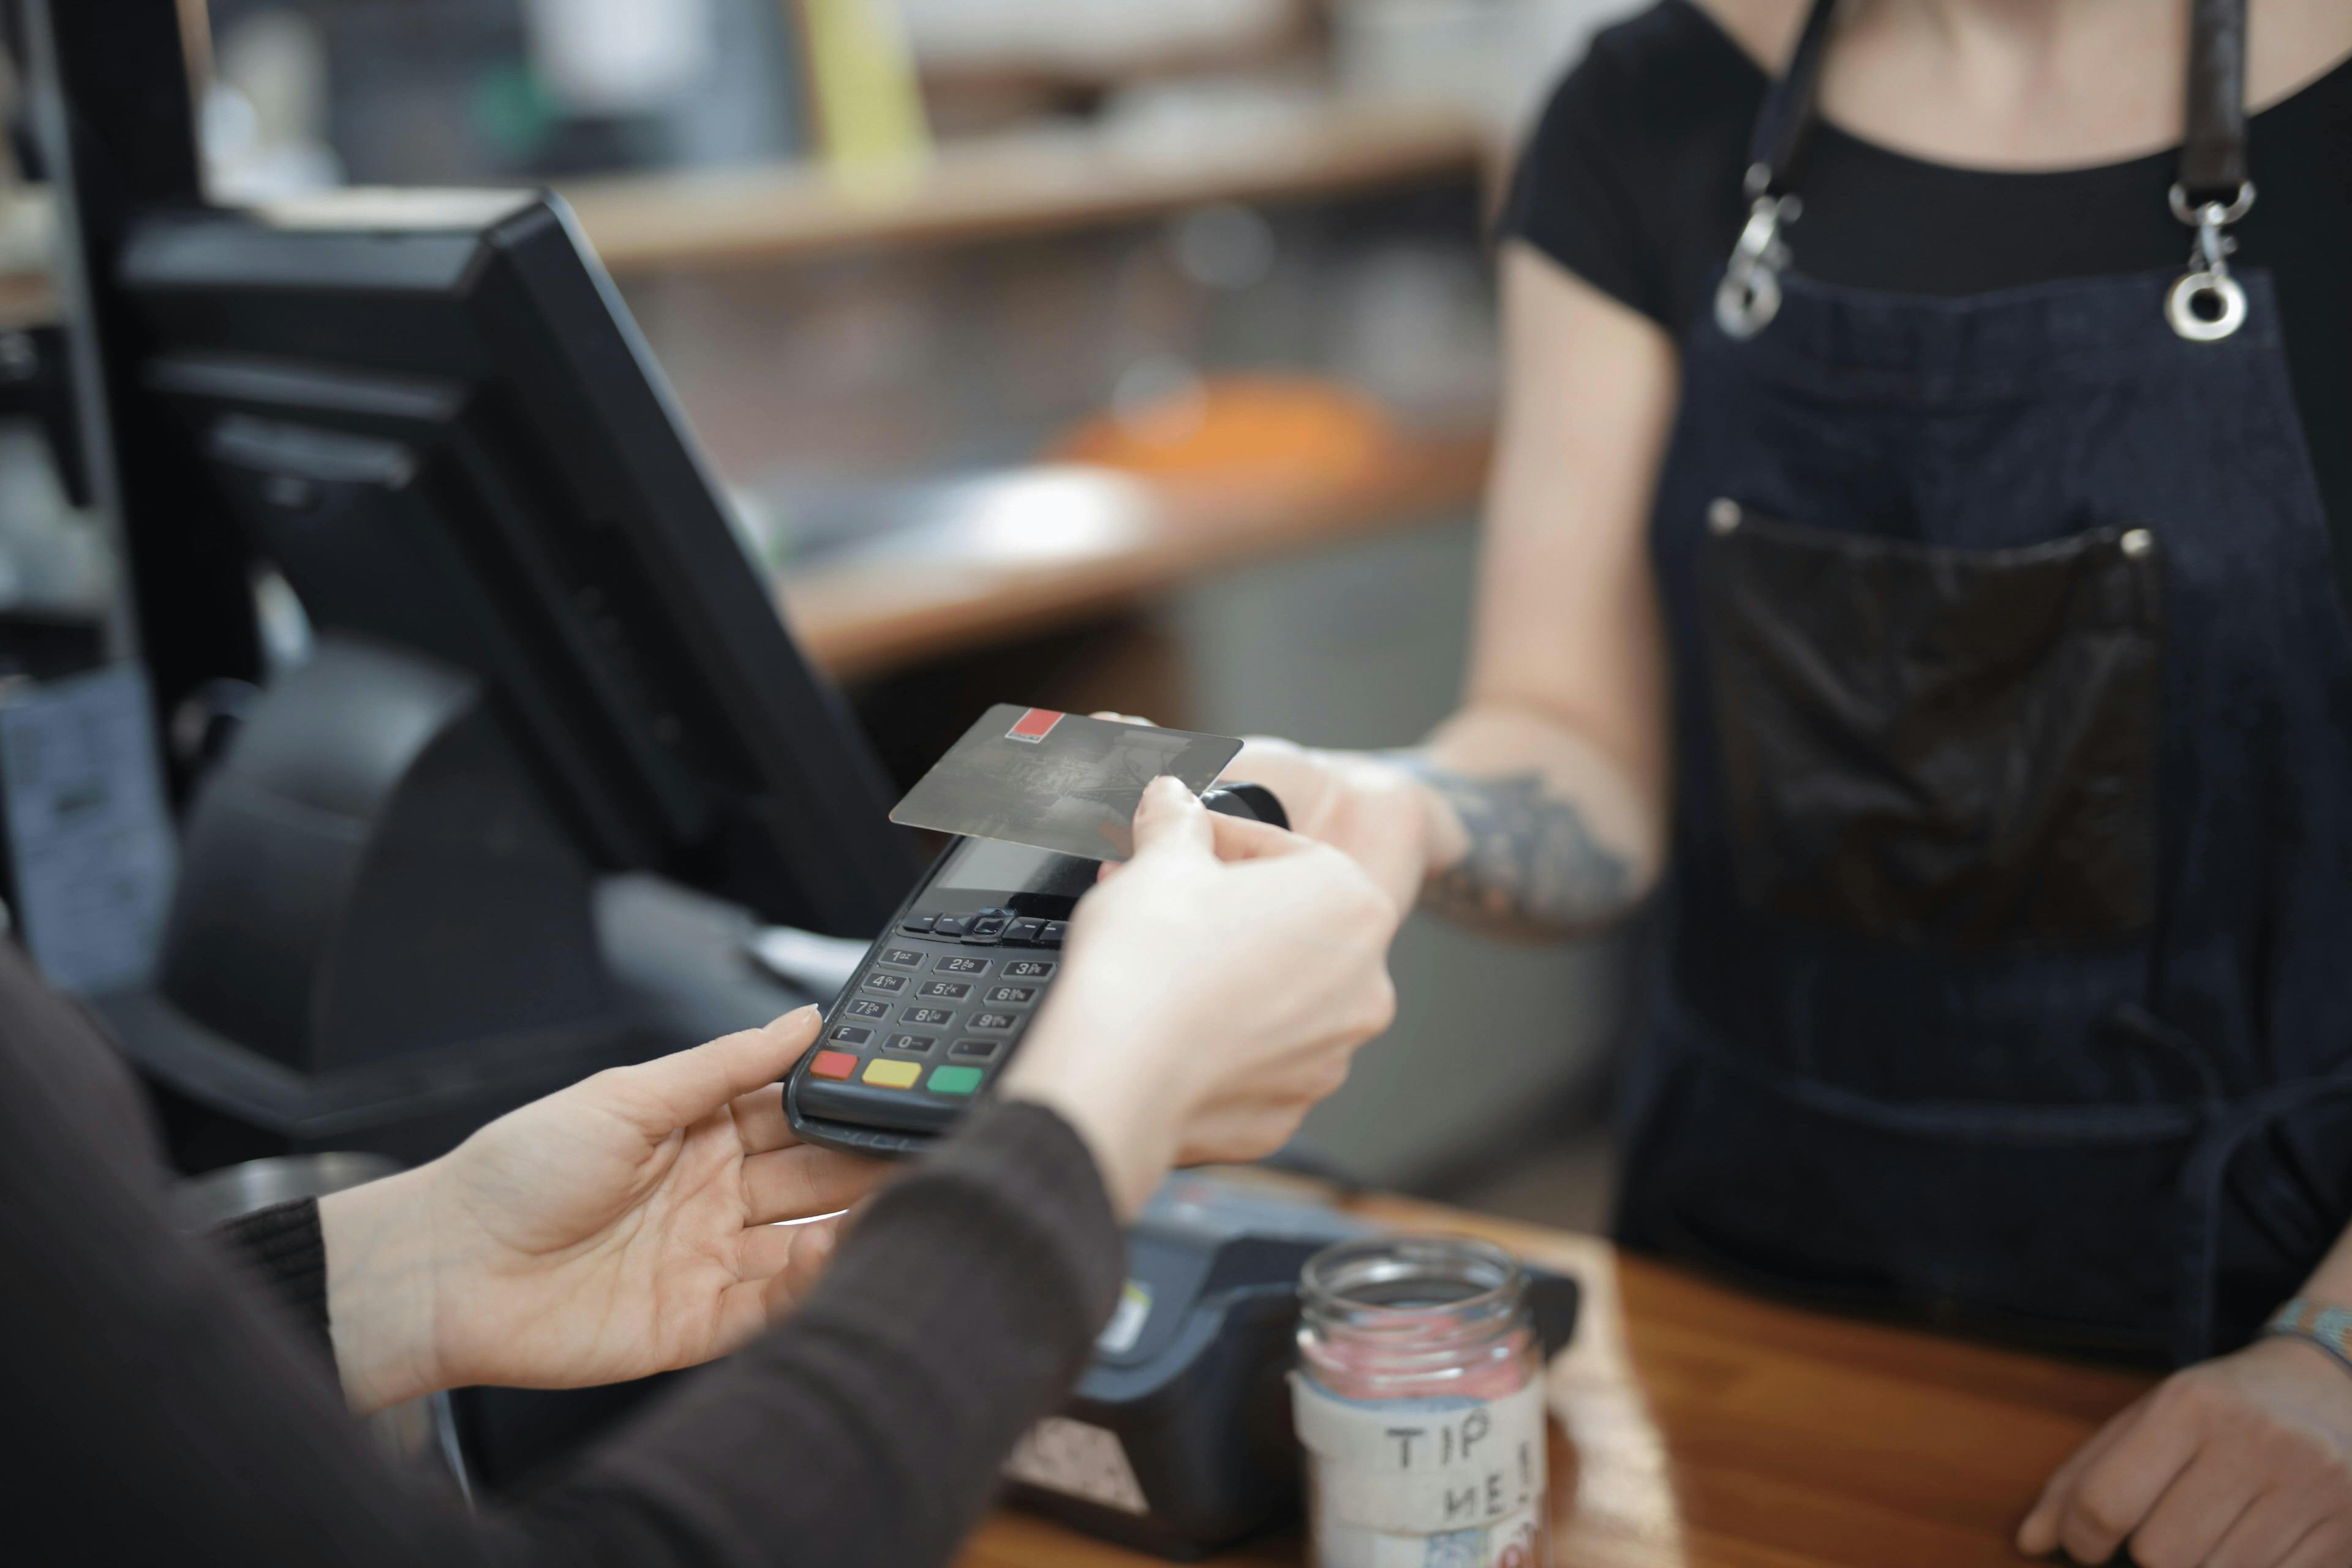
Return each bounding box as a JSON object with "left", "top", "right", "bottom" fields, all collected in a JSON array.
[{"left": 92, "top": 636, "right": 813, "bottom": 1166}]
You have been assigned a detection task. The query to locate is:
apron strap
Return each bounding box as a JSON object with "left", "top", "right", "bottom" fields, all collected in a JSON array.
[
  {"left": 2180, "top": 0, "right": 2250, "bottom": 209},
  {"left": 1742, "top": 0, "right": 1841, "bottom": 202},
  {"left": 1720, "top": 0, "right": 2259, "bottom": 343},
  {"left": 2168, "top": 0, "right": 2255, "bottom": 341}
]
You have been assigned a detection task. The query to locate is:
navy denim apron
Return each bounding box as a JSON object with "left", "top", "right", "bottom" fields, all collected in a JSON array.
[{"left": 1613, "top": 0, "right": 2352, "bottom": 1365}]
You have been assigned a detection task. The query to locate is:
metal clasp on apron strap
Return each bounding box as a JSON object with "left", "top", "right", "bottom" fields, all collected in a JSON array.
[
  {"left": 1719, "top": 0, "right": 2255, "bottom": 345},
  {"left": 2166, "top": 181, "right": 2256, "bottom": 342},
  {"left": 1716, "top": 164, "right": 1800, "bottom": 340}
]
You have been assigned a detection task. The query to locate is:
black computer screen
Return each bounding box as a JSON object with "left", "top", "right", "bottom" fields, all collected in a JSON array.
[{"left": 116, "top": 189, "right": 917, "bottom": 935}]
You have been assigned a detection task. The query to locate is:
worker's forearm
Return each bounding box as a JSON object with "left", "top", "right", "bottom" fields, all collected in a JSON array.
[
  {"left": 1385, "top": 703, "right": 1664, "bottom": 940},
  {"left": 2298, "top": 1218, "right": 2352, "bottom": 1307}
]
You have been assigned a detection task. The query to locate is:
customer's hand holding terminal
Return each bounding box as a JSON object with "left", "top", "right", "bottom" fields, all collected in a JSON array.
[
  {"left": 314, "top": 774, "right": 1400, "bottom": 1407},
  {"left": 785, "top": 704, "right": 1372, "bottom": 1161},
  {"left": 1000, "top": 775, "right": 1400, "bottom": 1216}
]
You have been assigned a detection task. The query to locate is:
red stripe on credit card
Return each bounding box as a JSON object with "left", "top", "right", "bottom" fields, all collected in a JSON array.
[{"left": 1006, "top": 708, "right": 1065, "bottom": 742}]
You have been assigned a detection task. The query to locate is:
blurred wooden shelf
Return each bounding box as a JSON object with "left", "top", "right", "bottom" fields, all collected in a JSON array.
[
  {"left": 0, "top": 99, "right": 1487, "bottom": 317},
  {"left": 0, "top": 270, "right": 54, "bottom": 330},
  {"left": 777, "top": 429, "right": 1491, "bottom": 682},
  {"left": 559, "top": 97, "right": 1487, "bottom": 275}
]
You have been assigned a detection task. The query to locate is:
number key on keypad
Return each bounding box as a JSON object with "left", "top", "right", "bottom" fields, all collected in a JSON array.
[
  {"left": 936, "top": 955, "right": 989, "bottom": 975},
  {"left": 845, "top": 997, "right": 890, "bottom": 1020},
  {"left": 968, "top": 1012, "right": 1020, "bottom": 1033},
  {"left": 901, "top": 1007, "right": 954, "bottom": 1028},
  {"left": 878, "top": 946, "right": 924, "bottom": 968},
  {"left": 1002, "top": 960, "right": 1055, "bottom": 980},
  {"left": 919, "top": 981, "right": 971, "bottom": 1000},
  {"left": 985, "top": 986, "right": 1036, "bottom": 1005},
  {"left": 861, "top": 971, "right": 908, "bottom": 993},
  {"left": 889, "top": 1035, "right": 938, "bottom": 1054}
]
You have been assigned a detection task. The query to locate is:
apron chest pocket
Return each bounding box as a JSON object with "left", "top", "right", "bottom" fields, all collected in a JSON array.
[{"left": 1700, "top": 502, "right": 2165, "bottom": 948}]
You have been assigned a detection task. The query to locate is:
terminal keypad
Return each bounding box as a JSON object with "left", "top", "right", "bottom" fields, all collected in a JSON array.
[{"left": 799, "top": 909, "right": 1066, "bottom": 1126}]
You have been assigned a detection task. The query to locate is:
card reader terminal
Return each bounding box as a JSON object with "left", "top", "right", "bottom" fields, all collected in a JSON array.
[{"left": 785, "top": 783, "right": 1287, "bottom": 1157}]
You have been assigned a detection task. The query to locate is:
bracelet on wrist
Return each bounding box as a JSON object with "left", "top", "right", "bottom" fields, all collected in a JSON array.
[{"left": 2259, "top": 1296, "right": 2352, "bottom": 1378}]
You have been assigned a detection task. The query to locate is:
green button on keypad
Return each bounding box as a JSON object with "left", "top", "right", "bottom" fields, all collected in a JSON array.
[{"left": 927, "top": 1065, "right": 983, "bottom": 1096}]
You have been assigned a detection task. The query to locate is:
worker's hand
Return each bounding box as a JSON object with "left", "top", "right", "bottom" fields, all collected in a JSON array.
[
  {"left": 1091, "top": 715, "right": 1436, "bottom": 911},
  {"left": 2017, "top": 1336, "right": 2352, "bottom": 1567},
  {"left": 1003, "top": 775, "right": 1401, "bottom": 1217},
  {"left": 317, "top": 1011, "right": 888, "bottom": 1414}
]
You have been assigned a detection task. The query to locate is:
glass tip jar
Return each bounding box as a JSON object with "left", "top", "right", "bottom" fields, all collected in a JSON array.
[{"left": 1294, "top": 1235, "right": 1548, "bottom": 1568}]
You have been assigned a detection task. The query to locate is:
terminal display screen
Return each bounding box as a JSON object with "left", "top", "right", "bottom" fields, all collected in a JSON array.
[{"left": 936, "top": 837, "right": 1099, "bottom": 900}]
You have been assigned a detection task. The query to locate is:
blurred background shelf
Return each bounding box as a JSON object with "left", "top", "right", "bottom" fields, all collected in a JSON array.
[
  {"left": 561, "top": 97, "right": 1493, "bottom": 273},
  {"left": 0, "top": 271, "right": 52, "bottom": 330},
  {"left": 777, "top": 429, "right": 1488, "bottom": 679}
]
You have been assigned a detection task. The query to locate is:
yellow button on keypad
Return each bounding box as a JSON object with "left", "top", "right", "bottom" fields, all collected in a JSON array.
[{"left": 861, "top": 1059, "right": 922, "bottom": 1090}]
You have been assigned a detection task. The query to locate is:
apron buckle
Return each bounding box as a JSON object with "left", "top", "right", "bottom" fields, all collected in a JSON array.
[
  {"left": 2165, "top": 182, "right": 2255, "bottom": 343},
  {"left": 1716, "top": 190, "right": 1800, "bottom": 341}
]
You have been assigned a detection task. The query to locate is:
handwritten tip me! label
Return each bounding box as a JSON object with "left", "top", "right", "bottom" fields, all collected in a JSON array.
[{"left": 1291, "top": 1375, "right": 1548, "bottom": 1540}]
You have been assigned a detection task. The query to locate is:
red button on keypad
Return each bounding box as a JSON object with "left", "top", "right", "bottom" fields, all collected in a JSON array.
[{"left": 809, "top": 1049, "right": 858, "bottom": 1080}]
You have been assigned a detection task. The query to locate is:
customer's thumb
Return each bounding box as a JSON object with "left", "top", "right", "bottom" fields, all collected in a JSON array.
[{"left": 1126, "top": 775, "right": 1213, "bottom": 865}]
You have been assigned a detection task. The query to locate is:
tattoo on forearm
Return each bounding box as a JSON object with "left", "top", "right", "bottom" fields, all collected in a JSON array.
[{"left": 1382, "top": 758, "right": 1637, "bottom": 935}]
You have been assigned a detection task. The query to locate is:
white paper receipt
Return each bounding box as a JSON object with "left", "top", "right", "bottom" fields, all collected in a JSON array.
[
  {"left": 1002, "top": 1416, "right": 1150, "bottom": 1517},
  {"left": 1291, "top": 1374, "right": 1547, "bottom": 1568}
]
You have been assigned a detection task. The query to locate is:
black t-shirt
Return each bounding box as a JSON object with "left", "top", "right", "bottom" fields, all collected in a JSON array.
[{"left": 1502, "top": 0, "right": 2352, "bottom": 600}]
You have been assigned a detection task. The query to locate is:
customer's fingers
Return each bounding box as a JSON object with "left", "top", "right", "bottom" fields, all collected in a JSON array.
[
  {"left": 1205, "top": 809, "right": 1309, "bottom": 862},
  {"left": 742, "top": 1215, "right": 848, "bottom": 1313},
  {"left": 605, "top": 1008, "right": 822, "bottom": 1134},
  {"left": 729, "top": 1082, "right": 795, "bottom": 1152},
  {"left": 1128, "top": 775, "right": 1215, "bottom": 864},
  {"left": 780, "top": 1215, "right": 843, "bottom": 1305},
  {"left": 739, "top": 1215, "right": 842, "bottom": 1313},
  {"left": 741, "top": 1143, "right": 887, "bottom": 1224}
]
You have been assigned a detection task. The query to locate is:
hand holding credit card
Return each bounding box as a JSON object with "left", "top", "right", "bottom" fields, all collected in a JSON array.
[{"left": 888, "top": 705, "right": 1243, "bottom": 861}]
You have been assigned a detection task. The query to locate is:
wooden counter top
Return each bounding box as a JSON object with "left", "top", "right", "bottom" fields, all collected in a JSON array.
[{"left": 956, "top": 1193, "right": 2154, "bottom": 1567}]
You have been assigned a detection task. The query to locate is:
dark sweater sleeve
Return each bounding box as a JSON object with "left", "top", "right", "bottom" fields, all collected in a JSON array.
[
  {"left": 0, "top": 935, "right": 1122, "bottom": 1568},
  {"left": 521, "top": 1100, "right": 1125, "bottom": 1567},
  {"left": 215, "top": 1199, "right": 334, "bottom": 1357}
]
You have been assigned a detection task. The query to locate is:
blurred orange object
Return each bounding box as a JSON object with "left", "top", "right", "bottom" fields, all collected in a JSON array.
[{"left": 1049, "top": 373, "right": 1396, "bottom": 492}]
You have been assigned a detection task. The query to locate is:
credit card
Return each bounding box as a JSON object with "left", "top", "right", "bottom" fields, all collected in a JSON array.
[{"left": 889, "top": 705, "right": 1242, "bottom": 861}]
